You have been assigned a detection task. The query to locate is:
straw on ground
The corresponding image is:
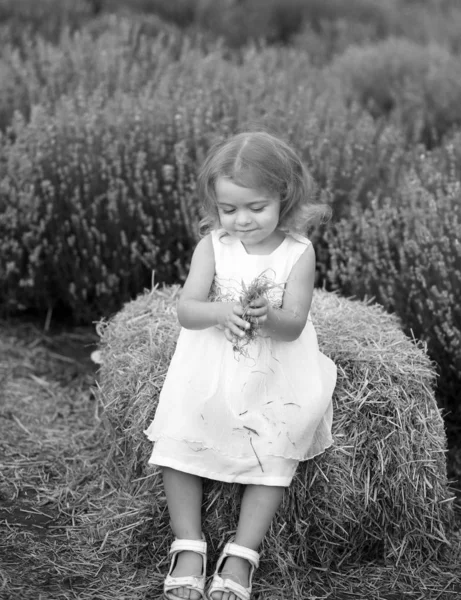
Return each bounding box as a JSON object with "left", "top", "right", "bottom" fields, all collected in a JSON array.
[{"left": 1, "top": 290, "right": 460, "bottom": 599}]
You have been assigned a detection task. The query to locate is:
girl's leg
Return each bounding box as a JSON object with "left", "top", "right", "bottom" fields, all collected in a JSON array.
[
  {"left": 162, "top": 467, "right": 203, "bottom": 600},
  {"left": 211, "top": 484, "right": 285, "bottom": 600}
]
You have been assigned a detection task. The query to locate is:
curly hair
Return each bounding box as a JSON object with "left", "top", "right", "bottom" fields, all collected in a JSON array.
[{"left": 196, "top": 131, "right": 330, "bottom": 237}]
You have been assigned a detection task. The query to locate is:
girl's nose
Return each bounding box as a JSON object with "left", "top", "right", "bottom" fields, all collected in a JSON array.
[{"left": 235, "top": 210, "right": 252, "bottom": 225}]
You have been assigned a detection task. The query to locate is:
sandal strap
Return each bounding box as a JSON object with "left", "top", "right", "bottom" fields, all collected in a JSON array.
[
  {"left": 222, "top": 542, "right": 260, "bottom": 569},
  {"left": 169, "top": 537, "right": 207, "bottom": 557},
  {"left": 165, "top": 574, "right": 206, "bottom": 599},
  {"left": 207, "top": 542, "right": 259, "bottom": 600},
  {"left": 208, "top": 573, "right": 250, "bottom": 600}
]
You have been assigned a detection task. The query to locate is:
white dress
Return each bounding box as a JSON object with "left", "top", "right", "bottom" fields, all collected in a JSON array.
[{"left": 144, "top": 229, "right": 337, "bottom": 486}]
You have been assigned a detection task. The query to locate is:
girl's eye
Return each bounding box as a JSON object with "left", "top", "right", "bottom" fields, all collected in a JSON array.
[{"left": 220, "top": 206, "right": 265, "bottom": 214}]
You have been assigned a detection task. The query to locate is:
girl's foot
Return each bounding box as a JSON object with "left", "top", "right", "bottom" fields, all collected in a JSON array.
[
  {"left": 210, "top": 555, "right": 250, "bottom": 600},
  {"left": 169, "top": 550, "right": 204, "bottom": 599}
]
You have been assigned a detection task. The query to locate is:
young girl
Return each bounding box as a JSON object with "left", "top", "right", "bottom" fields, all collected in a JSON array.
[{"left": 144, "top": 131, "right": 337, "bottom": 600}]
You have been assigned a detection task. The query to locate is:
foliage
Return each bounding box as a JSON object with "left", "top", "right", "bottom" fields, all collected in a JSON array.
[
  {"left": 0, "top": 16, "right": 182, "bottom": 131},
  {"left": 326, "top": 168, "right": 461, "bottom": 419},
  {"left": 0, "top": 27, "right": 413, "bottom": 322},
  {"left": 0, "top": 97, "right": 197, "bottom": 321},
  {"left": 103, "top": 0, "right": 461, "bottom": 56},
  {"left": 330, "top": 38, "right": 461, "bottom": 146},
  {"left": 2, "top": 0, "right": 461, "bottom": 59},
  {"left": 0, "top": 0, "right": 93, "bottom": 44},
  {"left": 396, "top": 0, "right": 461, "bottom": 53}
]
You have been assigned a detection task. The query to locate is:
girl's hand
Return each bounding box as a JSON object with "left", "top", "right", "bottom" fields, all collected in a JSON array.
[
  {"left": 246, "top": 296, "right": 269, "bottom": 329},
  {"left": 223, "top": 326, "right": 237, "bottom": 344},
  {"left": 216, "top": 302, "right": 251, "bottom": 340}
]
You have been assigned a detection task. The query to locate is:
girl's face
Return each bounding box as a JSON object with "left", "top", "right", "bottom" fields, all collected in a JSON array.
[{"left": 215, "top": 177, "right": 281, "bottom": 251}]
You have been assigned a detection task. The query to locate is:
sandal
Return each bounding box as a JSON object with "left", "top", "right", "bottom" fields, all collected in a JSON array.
[
  {"left": 206, "top": 542, "right": 259, "bottom": 600},
  {"left": 164, "top": 535, "right": 207, "bottom": 599}
]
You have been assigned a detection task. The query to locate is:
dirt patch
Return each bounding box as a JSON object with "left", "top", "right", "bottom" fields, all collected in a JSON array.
[{"left": 0, "top": 486, "right": 61, "bottom": 536}]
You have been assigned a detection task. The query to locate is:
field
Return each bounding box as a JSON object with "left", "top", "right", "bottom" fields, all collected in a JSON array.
[{"left": 0, "top": 1, "right": 461, "bottom": 599}]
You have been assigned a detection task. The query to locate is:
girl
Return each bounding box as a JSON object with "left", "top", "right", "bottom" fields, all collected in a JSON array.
[{"left": 144, "top": 131, "right": 337, "bottom": 600}]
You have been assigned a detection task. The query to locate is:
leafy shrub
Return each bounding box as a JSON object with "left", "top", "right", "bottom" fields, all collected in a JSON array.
[
  {"left": 113, "top": 0, "right": 395, "bottom": 49},
  {"left": 0, "top": 0, "right": 93, "bottom": 44},
  {"left": 0, "top": 32, "right": 410, "bottom": 321},
  {"left": 440, "top": 133, "right": 461, "bottom": 181},
  {"left": 330, "top": 38, "right": 461, "bottom": 146},
  {"left": 293, "top": 18, "right": 380, "bottom": 66},
  {"left": 145, "top": 0, "right": 461, "bottom": 57},
  {"left": 326, "top": 169, "right": 461, "bottom": 420},
  {"left": 3, "top": 0, "right": 461, "bottom": 59},
  {"left": 0, "top": 16, "right": 182, "bottom": 131},
  {"left": 281, "top": 0, "right": 461, "bottom": 64},
  {"left": 395, "top": 0, "right": 461, "bottom": 53},
  {"left": 293, "top": 0, "right": 461, "bottom": 64},
  {"left": 116, "top": 0, "right": 199, "bottom": 28},
  {"left": 197, "top": 0, "right": 306, "bottom": 47},
  {"left": 300, "top": 0, "right": 395, "bottom": 36},
  {"left": 0, "top": 94, "right": 199, "bottom": 321}
]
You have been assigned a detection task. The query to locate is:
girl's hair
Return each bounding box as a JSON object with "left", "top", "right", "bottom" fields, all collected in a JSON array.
[{"left": 196, "top": 131, "right": 331, "bottom": 236}]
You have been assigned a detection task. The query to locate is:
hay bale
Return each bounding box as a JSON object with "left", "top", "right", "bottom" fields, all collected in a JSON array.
[{"left": 96, "top": 286, "right": 454, "bottom": 567}]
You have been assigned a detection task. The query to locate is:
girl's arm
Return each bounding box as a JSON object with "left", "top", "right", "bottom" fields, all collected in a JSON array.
[
  {"left": 177, "top": 235, "right": 251, "bottom": 336},
  {"left": 249, "top": 244, "right": 316, "bottom": 342}
]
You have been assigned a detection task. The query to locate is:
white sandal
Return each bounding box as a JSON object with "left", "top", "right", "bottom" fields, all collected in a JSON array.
[
  {"left": 164, "top": 535, "right": 207, "bottom": 600},
  {"left": 206, "top": 542, "right": 259, "bottom": 600}
]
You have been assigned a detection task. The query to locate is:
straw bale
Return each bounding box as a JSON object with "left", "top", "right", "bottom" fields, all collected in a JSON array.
[{"left": 96, "top": 286, "right": 455, "bottom": 567}]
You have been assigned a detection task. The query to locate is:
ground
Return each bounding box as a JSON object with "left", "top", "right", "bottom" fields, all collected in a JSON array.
[{"left": 0, "top": 316, "right": 460, "bottom": 600}]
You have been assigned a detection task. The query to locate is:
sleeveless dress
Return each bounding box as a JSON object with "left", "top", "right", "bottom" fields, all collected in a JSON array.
[{"left": 144, "top": 229, "right": 337, "bottom": 486}]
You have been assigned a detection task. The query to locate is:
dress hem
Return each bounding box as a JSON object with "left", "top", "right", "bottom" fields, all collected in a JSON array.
[
  {"left": 147, "top": 440, "right": 334, "bottom": 487},
  {"left": 148, "top": 454, "right": 293, "bottom": 486},
  {"left": 143, "top": 431, "right": 334, "bottom": 462}
]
